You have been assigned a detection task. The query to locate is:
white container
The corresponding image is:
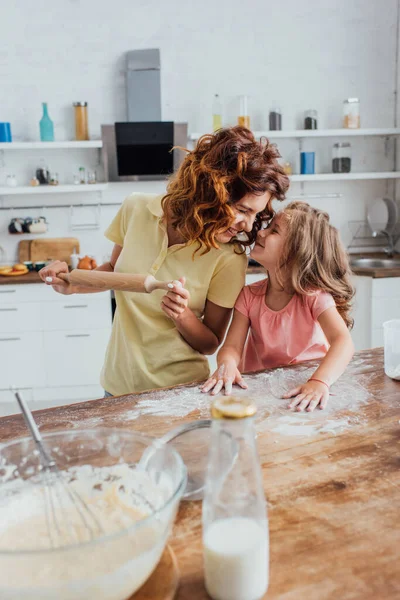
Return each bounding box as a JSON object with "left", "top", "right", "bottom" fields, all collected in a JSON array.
[{"left": 383, "top": 320, "right": 400, "bottom": 380}]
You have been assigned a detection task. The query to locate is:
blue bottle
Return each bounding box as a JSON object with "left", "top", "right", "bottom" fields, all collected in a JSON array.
[{"left": 39, "top": 103, "right": 54, "bottom": 142}]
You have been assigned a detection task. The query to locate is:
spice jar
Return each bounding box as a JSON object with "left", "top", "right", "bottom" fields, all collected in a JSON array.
[
  {"left": 304, "top": 109, "right": 318, "bottom": 130},
  {"left": 237, "top": 95, "right": 250, "bottom": 129},
  {"left": 73, "top": 102, "right": 89, "bottom": 140},
  {"left": 343, "top": 98, "right": 360, "bottom": 129},
  {"left": 332, "top": 142, "right": 351, "bottom": 173},
  {"left": 269, "top": 107, "right": 282, "bottom": 131}
]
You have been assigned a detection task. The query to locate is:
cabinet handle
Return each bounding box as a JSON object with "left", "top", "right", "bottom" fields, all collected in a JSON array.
[
  {"left": 63, "top": 305, "right": 89, "bottom": 309},
  {"left": 65, "top": 334, "right": 91, "bottom": 338},
  {"left": 0, "top": 337, "right": 21, "bottom": 342},
  {"left": 0, "top": 308, "right": 18, "bottom": 312},
  {"left": 0, "top": 289, "right": 16, "bottom": 294}
]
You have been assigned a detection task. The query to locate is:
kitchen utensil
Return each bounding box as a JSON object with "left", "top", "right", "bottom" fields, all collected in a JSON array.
[
  {"left": 135, "top": 545, "right": 179, "bottom": 600},
  {"left": 0, "top": 425, "right": 186, "bottom": 599},
  {"left": 141, "top": 419, "right": 238, "bottom": 502},
  {"left": 367, "top": 198, "right": 398, "bottom": 235},
  {"left": 57, "top": 269, "right": 179, "bottom": 293},
  {"left": 19, "top": 237, "right": 80, "bottom": 265},
  {"left": 13, "top": 389, "right": 104, "bottom": 547}
]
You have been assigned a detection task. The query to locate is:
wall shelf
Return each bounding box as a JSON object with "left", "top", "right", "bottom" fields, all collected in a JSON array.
[
  {"left": 0, "top": 184, "right": 108, "bottom": 196},
  {"left": 290, "top": 172, "right": 400, "bottom": 182},
  {"left": 190, "top": 128, "right": 400, "bottom": 141},
  {"left": 0, "top": 141, "right": 103, "bottom": 150}
]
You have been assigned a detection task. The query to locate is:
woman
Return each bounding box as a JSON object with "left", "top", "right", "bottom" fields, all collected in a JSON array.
[{"left": 40, "top": 127, "right": 289, "bottom": 396}]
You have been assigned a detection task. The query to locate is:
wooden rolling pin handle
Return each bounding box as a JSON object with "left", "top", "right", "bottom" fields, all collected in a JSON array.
[{"left": 53, "top": 271, "right": 177, "bottom": 294}]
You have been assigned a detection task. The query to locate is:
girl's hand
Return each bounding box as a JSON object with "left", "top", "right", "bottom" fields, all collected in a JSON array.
[
  {"left": 283, "top": 380, "right": 329, "bottom": 412},
  {"left": 39, "top": 261, "right": 76, "bottom": 295},
  {"left": 201, "top": 362, "right": 248, "bottom": 395},
  {"left": 161, "top": 277, "right": 190, "bottom": 322}
]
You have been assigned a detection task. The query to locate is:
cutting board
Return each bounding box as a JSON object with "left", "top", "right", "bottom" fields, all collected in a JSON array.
[{"left": 18, "top": 238, "right": 80, "bottom": 266}]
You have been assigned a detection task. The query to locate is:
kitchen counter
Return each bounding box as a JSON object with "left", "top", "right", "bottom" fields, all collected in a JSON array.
[
  {"left": 350, "top": 252, "right": 400, "bottom": 278},
  {"left": 1, "top": 347, "right": 399, "bottom": 599},
  {"left": 0, "top": 271, "right": 42, "bottom": 285}
]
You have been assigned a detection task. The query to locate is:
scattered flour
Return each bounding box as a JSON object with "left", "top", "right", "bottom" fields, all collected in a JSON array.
[{"left": 116, "top": 362, "right": 372, "bottom": 438}]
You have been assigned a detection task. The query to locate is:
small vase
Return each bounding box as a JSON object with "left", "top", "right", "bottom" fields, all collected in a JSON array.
[{"left": 39, "top": 102, "right": 54, "bottom": 142}]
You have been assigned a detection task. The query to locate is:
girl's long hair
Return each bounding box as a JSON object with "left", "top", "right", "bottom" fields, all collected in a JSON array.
[
  {"left": 162, "top": 127, "right": 290, "bottom": 254},
  {"left": 278, "top": 202, "right": 355, "bottom": 328}
]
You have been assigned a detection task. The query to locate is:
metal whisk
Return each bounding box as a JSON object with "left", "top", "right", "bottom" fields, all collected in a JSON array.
[{"left": 13, "top": 389, "right": 104, "bottom": 548}]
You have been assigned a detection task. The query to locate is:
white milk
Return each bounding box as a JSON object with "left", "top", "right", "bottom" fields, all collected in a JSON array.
[{"left": 203, "top": 517, "right": 268, "bottom": 600}]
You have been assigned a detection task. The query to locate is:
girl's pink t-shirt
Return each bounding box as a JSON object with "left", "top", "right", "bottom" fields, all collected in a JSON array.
[{"left": 234, "top": 278, "right": 335, "bottom": 372}]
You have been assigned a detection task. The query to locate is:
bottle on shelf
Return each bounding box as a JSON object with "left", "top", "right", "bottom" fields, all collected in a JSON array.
[
  {"left": 304, "top": 109, "right": 318, "bottom": 130},
  {"left": 203, "top": 396, "right": 269, "bottom": 600},
  {"left": 343, "top": 98, "right": 360, "bottom": 129},
  {"left": 269, "top": 107, "right": 282, "bottom": 131},
  {"left": 332, "top": 142, "right": 351, "bottom": 173},
  {"left": 73, "top": 102, "right": 89, "bottom": 141},
  {"left": 212, "top": 94, "right": 223, "bottom": 132},
  {"left": 238, "top": 95, "right": 250, "bottom": 129},
  {"left": 39, "top": 103, "right": 54, "bottom": 142}
]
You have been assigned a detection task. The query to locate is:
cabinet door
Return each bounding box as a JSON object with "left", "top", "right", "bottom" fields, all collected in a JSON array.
[
  {"left": 43, "top": 295, "right": 111, "bottom": 331},
  {"left": 44, "top": 329, "right": 111, "bottom": 387},
  {"left": 0, "top": 302, "right": 42, "bottom": 333},
  {"left": 0, "top": 332, "right": 46, "bottom": 390}
]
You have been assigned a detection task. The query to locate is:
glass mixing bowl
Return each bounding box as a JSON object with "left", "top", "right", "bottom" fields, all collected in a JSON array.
[{"left": 0, "top": 428, "right": 187, "bottom": 600}]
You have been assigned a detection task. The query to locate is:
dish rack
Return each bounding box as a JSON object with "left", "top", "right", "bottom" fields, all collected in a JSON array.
[{"left": 347, "top": 220, "right": 400, "bottom": 253}]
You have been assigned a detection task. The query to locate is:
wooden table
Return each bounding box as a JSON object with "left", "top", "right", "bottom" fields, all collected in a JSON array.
[{"left": 1, "top": 347, "right": 399, "bottom": 599}]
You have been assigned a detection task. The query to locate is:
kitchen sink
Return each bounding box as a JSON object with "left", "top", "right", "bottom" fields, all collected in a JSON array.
[{"left": 350, "top": 257, "right": 400, "bottom": 269}]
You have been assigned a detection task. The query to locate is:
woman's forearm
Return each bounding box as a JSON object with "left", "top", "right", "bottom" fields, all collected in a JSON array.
[
  {"left": 217, "top": 345, "right": 241, "bottom": 368},
  {"left": 69, "top": 261, "right": 115, "bottom": 294},
  {"left": 174, "top": 309, "right": 220, "bottom": 355},
  {"left": 311, "top": 333, "right": 354, "bottom": 385}
]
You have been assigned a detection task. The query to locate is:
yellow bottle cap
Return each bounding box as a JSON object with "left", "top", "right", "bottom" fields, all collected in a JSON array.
[{"left": 211, "top": 396, "right": 257, "bottom": 420}]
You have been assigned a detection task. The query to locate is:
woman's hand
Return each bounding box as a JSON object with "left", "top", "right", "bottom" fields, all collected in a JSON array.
[
  {"left": 201, "top": 362, "right": 248, "bottom": 395},
  {"left": 161, "top": 277, "right": 190, "bottom": 321},
  {"left": 39, "top": 261, "right": 75, "bottom": 295},
  {"left": 282, "top": 380, "right": 329, "bottom": 412}
]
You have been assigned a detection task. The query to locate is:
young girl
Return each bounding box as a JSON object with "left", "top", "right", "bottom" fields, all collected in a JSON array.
[{"left": 201, "top": 202, "right": 355, "bottom": 412}]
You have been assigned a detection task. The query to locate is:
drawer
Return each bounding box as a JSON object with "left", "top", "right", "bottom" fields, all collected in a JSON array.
[
  {"left": 0, "top": 283, "right": 55, "bottom": 304},
  {"left": 44, "top": 329, "right": 111, "bottom": 387},
  {"left": 0, "top": 302, "right": 42, "bottom": 333},
  {"left": 0, "top": 332, "right": 46, "bottom": 390},
  {"left": 43, "top": 296, "right": 112, "bottom": 331},
  {"left": 372, "top": 278, "right": 400, "bottom": 298},
  {"left": 371, "top": 297, "right": 400, "bottom": 329}
]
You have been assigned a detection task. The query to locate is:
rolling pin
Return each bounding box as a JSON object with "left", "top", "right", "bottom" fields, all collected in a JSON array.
[{"left": 48, "top": 270, "right": 180, "bottom": 293}]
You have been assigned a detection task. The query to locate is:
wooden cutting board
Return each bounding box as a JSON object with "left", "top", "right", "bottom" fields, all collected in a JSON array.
[{"left": 18, "top": 238, "right": 80, "bottom": 265}]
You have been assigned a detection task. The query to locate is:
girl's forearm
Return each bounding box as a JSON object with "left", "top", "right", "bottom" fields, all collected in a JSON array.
[
  {"left": 217, "top": 346, "right": 241, "bottom": 368},
  {"left": 311, "top": 334, "right": 354, "bottom": 386}
]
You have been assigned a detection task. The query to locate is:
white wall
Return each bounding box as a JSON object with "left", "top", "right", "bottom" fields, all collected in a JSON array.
[{"left": 0, "top": 0, "right": 398, "bottom": 263}]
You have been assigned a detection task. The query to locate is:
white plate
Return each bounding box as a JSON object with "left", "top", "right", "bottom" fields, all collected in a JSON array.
[{"left": 367, "top": 197, "right": 398, "bottom": 234}]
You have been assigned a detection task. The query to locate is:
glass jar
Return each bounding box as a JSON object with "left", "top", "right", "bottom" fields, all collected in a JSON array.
[
  {"left": 269, "top": 107, "right": 282, "bottom": 131},
  {"left": 202, "top": 396, "right": 269, "bottom": 600},
  {"left": 343, "top": 98, "right": 360, "bottom": 129},
  {"left": 238, "top": 95, "right": 250, "bottom": 129},
  {"left": 73, "top": 102, "right": 89, "bottom": 140},
  {"left": 212, "top": 94, "right": 222, "bottom": 132},
  {"left": 304, "top": 109, "right": 318, "bottom": 130},
  {"left": 332, "top": 142, "right": 351, "bottom": 173}
]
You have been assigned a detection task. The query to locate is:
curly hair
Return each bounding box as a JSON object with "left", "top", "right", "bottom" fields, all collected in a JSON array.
[
  {"left": 277, "top": 202, "right": 355, "bottom": 328},
  {"left": 161, "top": 127, "right": 290, "bottom": 254}
]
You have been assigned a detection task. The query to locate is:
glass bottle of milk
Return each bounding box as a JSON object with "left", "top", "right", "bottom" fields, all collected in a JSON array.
[{"left": 202, "top": 396, "right": 268, "bottom": 600}]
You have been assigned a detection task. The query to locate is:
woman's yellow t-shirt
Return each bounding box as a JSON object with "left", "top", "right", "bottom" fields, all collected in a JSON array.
[{"left": 100, "top": 193, "right": 247, "bottom": 395}]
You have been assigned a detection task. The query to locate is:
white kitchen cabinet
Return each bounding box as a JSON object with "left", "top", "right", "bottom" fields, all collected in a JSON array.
[
  {"left": 0, "top": 283, "right": 112, "bottom": 408},
  {"left": 351, "top": 276, "right": 400, "bottom": 351},
  {"left": 44, "top": 329, "right": 111, "bottom": 387},
  {"left": 0, "top": 332, "right": 46, "bottom": 390}
]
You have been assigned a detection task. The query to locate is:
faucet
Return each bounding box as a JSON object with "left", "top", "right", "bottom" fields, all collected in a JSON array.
[{"left": 372, "top": 230, "right": 395, "bottom": 258}]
